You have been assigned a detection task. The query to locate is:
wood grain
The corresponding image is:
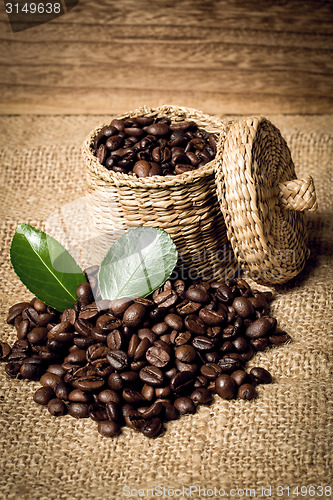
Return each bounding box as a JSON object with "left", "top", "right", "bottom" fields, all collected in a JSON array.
[{"left": 0, "top": 0, "right": 332, "bottom": 115}]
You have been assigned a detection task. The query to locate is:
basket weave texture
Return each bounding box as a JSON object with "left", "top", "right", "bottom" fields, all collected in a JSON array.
[{"left": 84, "top": 105, "right": 238, "bottom": 280}]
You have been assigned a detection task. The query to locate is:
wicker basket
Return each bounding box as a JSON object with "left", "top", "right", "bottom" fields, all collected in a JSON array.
[{"left": 83, "top": 105, "right": 317, "bottom": 285}]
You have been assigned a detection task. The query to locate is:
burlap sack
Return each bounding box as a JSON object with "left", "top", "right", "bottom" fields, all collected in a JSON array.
[{"left": 0, "top": 116, "right": 332, "bottom": 500}]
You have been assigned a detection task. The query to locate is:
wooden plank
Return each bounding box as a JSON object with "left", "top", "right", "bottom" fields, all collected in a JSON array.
[{"left": 0, "top": 0, "right": 332, "bottom": 115}]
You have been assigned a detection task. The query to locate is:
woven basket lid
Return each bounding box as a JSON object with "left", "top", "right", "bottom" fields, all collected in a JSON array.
[{"left": 215, "top": 117, "right": 318, "bottom": 285}]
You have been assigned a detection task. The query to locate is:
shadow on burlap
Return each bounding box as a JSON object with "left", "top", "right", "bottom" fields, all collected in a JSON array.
[{"left": 0, "top": 117, "right": 332, "bottom": 500}]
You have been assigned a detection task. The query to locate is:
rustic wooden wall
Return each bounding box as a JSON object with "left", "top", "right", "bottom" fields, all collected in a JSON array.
[{"left": 0, "top": 0, "right": 332, "bottom": 115}]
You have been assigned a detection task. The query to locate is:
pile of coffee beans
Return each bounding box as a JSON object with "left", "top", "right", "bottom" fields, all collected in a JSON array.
[
  {"left": 93, "top": 116, "right": 217, "bottom": 177},
  {"left": 1, "top": 274, "right": 291, "bottom": 438}
]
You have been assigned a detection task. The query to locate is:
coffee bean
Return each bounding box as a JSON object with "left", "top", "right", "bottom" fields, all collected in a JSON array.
[
  {"left": 33, "top": 386, "right": 55, "bottom": 405},
  {"left": 107, "top": 373, "right": 124, "bottom": 391},
  {"left": 107, "top": 350, "right": 129, "bottom": 371},
  {"left": 215, "top": 374, "right": 237, "bottom": 399},
  {"left": 245, "top": 317, "right": 273, "bottom": 339},
  {"left": 68, "top": 389, "right": 91, "bottom": 403},
  {"left": 141, "top": 384, "right": 155, "bottom": 401},
  {"left": 72, "top": 377, "right": 105, "bottom": 392},
  {"left": 48, "top": 321, "right": 74, "bottom": 343},
  {"left": 123, "top": 303, "right": 146, "bottom": 327},
  {"left": 174, "top": 396, "right": 196, "bottom": 414},
  {"left": 170, "top": 371, "right": 195, "bottom": 394},
  {"left": 40, "top": 372, "right": 61, "bottom": 390},
  {"left": 218, "top": 356, "right": 242, "bottom": 374},
  {"left": 238, "top": 383, "right": 256, "bottom": 400},
  {"left": 54, "top": 381, "right": 71, "bottom": 400},
  {"left": 0, "top": 342, "right": 11, "bottom": 361},
  {"left": 269, "top": 332, "right": 291, "bottom": 345},
  {"left": 170, "top": 330, "right": 191, "bottom": 346},
  {"left": 98, "top": 390, "right": 120, "bottom": 404},
  {"left": 230, "top": 370, "right": 248, "bottom": 386},
  {"left": 192, "top": 336, "right": 215, "bottom": 352},
  {"left": 138, "top": 328, "right": 157, "bottom": 343},
  {"left": 68, "top": 402, "right": 89, "bottom": 418},
  {"left": 232, "top": 297, "right": 255, "bottom": 318},
  {"left": 250, "top": 367, "right": 272, "bottom": 384},
  {"left": 175, "top": 345, "right": 196, "bottom": 363},
  {"left": 146, "top": 345, "right": 170, "bottom": 369},
  {"left": 250, "top": 338, "right": 269, "bottom": 351},
  {"left": 184, "top": 315, "right": 205, "bottom": 335},
  {"left": 190, "top": 388, "right": 212, "bottom": 405},
  {"left": 107, "top": 329, "right": 124, "bottom": 350},
  {"left": 164, "top": 313, "right": 183, "bottom": 331},
  {"left": 200, "top": 363, "right": 222, "bottom": 380},
  {"left": 27, "top": 327, "right": 48, "bottom": 345},
  {"left": 199, "top": 308, "right": 226, "bottom": 326},
  {"left": 122, "top": 388, "right": 147, "bottom": 404},
  {"left": 98, "top": 420, "right": 121, "bottom": 437},
  {"left": 48, "top": 398, "right": 67, "bottom": 416},
  {"left": 185, "top": 285, "right": 210, "bottom": 304},
  {"left": 120, "top": 370, "right": 138, "bottom": 383},
  {"left": 139, "top": 366, "right": 165, "bottom": 387}
]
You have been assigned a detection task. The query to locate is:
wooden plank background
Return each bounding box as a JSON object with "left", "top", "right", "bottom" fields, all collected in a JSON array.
[{"left": 0, "top": 0, "right": 332, "bottom": 115}]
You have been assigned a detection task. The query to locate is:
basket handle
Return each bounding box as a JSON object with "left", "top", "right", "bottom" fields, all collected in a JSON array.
[{"left": 278, "top": 175, "right": 318, "bottom": 212}]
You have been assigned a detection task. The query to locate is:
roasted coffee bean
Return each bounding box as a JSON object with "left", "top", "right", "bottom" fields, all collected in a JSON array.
[
  {"left": 107, "top": 373, "right": 124, "bottom": 391},
  {"left": 139, "top": 366, "right": 165, "bottom": 387},
  {"left": 176, "top": 299, "right": 201, "bottom": 316},
  {"left": 48, "top": 321, "right": 74, "bottom": 343},
  {"left": 250, "top": 367, "right": 272, "bottom": 384},
  {"left": 200, "top": 363, "right": 222, "bottom": 380},
  {"left": 146, "top": 345, "right": 170, "bottom": 369},
  {"left": 68, "top": 402, "right": 90, "bottom": 418},
  {"left": 155, "top": 386, "right": 172, "bottom": 398},
  {"left": 170, "top": 371, "right": 195, "bottom": 394},
  {"left": 47, "top": 398, "right": 67, "bottom": 416},
  {"left": 250, "top": 338, "right": 269, "bottom": 351},
  {"left": 64, "top": 349, "right": 87, "bottom": 365},
  {"left": 175, "top": 359, "right": 197, "bottom": 374},
  {"left": 98, "top": 389, "right": 120, "bottom": 404},
  {"left": 138, "top": 328, "right": 157, "bottom": 343},
  {"left": 141, "top": 384, "right": 155, "bottom": 401},
  {"left": 40, "top": 372, "right": 61, "bottom": 390},
  {"left": 137, "top": 401, "right": 163, "bottom": 419},
  {"left": 106, "top": 401, "right": 121, "bottom": 422},
  {"left": 192, "top": 336, "right": 215, "bottom": 352},
  {"left": 109, "top": 297, "right": 133, "bottom": 317},
  {"left": 72, "top": 376, "right": 105, "bottom": 392},
  {"left": 218, "top": 355, "right": 242, "bottom": 373},
  {"left": 232, "top": 297, "right": 254, "bottom": 318},
  {"left": 232, "top": 337, "right": 249, "bottom": 352},
  {"left": 0, "top": 342, "right": 11, "bottom": 360},
  {"left": 96, "top": 314, "right": 122, "bottom": 332},
  {"left": 20, "top": 359, "right": 42, "bottom": 380},
  {"left": 231, "top": 370, "right": 248, "bottom": 386},
  {"left": 184, "top": 315, "right": 205, "bottom": 335},
  {"left": 215, "top": 374, "right": 237, "bottom": 399},
  {"left": 55, "top": 381, "right": 72, "bottom": 400},
  {"left": 79, "top": 303, "right": 99, "bottom": 321},
  {"left": 27, "top": 327, "right": 48, "bottom": 345},
  {"left": 185, "top": 285, "right": 210, "bottom": 304},
  {"left": 174, "top": 396, "right": 196, "bottom": 414},
  {"left": 17, "top": 319, "right": 30, "bottom": 340},
  {"left": 98, "top": 420, "right": 121, "bottom": 437},
  {"left": 199, "top": 308, "right": 226, "bottom": 326},
  {"left": 106, "top": 350, "right": 129, "bottom": 371},
  {"left": 238, "top": 383, "right": 257, "bottom": 400},
  {"left": 122, "top": 388, "right": 147, "bottom": 404},
  {"left": 216, "top": 284, "right": 234, "bottom": 304},
  {"left": 7, "top": 302, "right": 30, "bottom": 324},
  {"left": 107, "top": 329, "right": 124, "bottom": 350},
  {"left": 33, "top": 386, "right": 55, "bottom": 406},
  {"left": 170, "top": 330, "right": 191, "bottom": 346},
  {"left": 68, "top": 389, "right": 91, "bottom": 403},
  {"left": 123, "top": 303, "right": 146, "bottom": 327},
  {"left": 133, "top": 160, "right": 150, "bottom": 177},
  {"left": 61, "top": 308, "right": 77, "bottom": 325},
  {"left": 5, "top": 361, "right": 21, "bottom": 377},
  {"left": 194, "top": 375, "right": 208, "bottom": 388},
  {"left": 76, "top": 282, "right": 93, "bottom": 305},
  {"left": 47, "top": 364, "right": 66, "bottom": 377},
  {"left": 175, "top": 345, "right": 196, "bottom": 363},
  {"left": 141, "top": 417, "right": 162, "bottom": 438},
  {"left": 120, "top": 370, "right": 138, "bottom": 383},
  {"left": 164, "top": 313, "right": 183, "bottom": 331},
  {"left": 245, "top": 317, "right": 273, "bottom": 339},
  {"left": 190, "top": 387, "right": 212, "bottom": 404},
  {"left": 269, "top": 332, "right": 291, "bottom": 345}
]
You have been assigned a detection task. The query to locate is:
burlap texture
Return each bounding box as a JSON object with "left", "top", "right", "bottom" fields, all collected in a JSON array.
[{"left": 0, "top": 115, "right": 332, "bottom": 500}]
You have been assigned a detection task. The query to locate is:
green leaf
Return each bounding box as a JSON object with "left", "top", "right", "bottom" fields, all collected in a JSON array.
[
  {"left": 10, "top": 224, "right": 86, "bottom": 312},
  {"left": 98, "top": 226, "right": 178, "bottom": 300}
]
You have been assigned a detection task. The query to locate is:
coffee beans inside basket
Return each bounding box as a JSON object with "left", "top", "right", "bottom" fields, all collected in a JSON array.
[
  {"left": 93, "top": 116, "right": 218, "bottom": 177},
  {"left": 2, "top": 274, "right": 291, "bottom": 438}
]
